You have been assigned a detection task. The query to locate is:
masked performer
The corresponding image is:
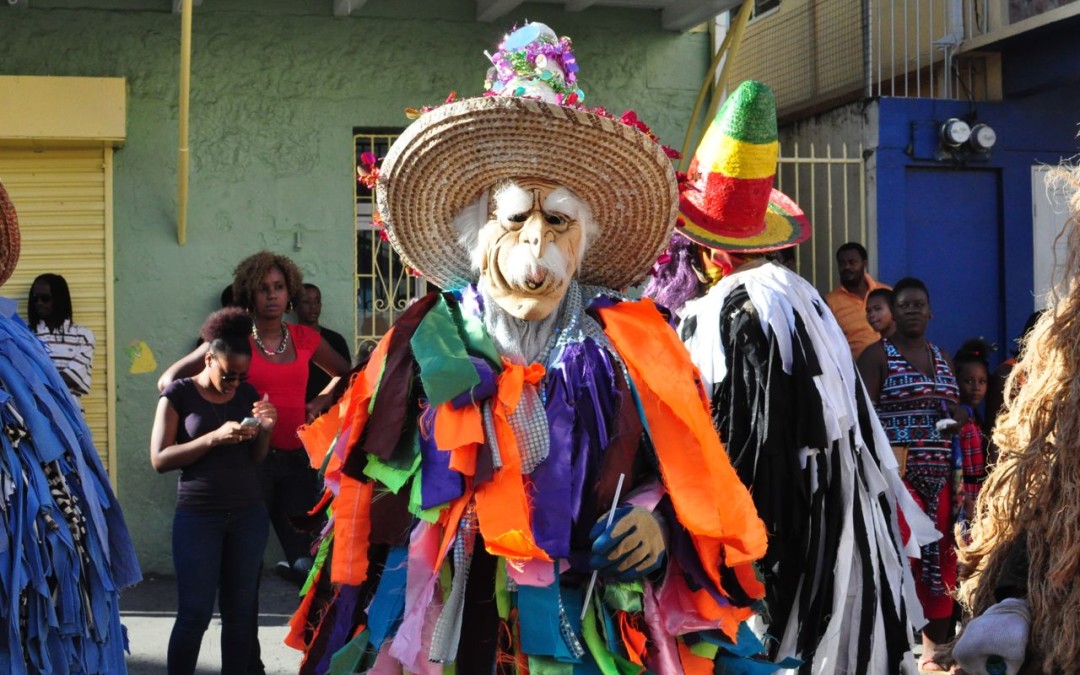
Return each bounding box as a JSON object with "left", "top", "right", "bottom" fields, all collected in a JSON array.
[
  {"left": 286, "top": 24, "right": 785, "bottom": 675},
  {"left": 0, "top": 180, "right": 141, "bottom": 673},
  {"left": 953, "top": 164, "right": 1080, "bottom": 675},
  {"left": 646, "top": 81, "right": 937, "bottom": 674}
]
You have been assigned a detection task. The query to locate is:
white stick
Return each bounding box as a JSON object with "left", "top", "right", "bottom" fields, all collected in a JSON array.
[{"left": 580, "top": 472, "right": 626, "bottom": 621}]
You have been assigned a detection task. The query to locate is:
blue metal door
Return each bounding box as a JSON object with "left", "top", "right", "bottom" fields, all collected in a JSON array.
[{"left": 903, "top": 168, "right": 1003, "bottom": 359}]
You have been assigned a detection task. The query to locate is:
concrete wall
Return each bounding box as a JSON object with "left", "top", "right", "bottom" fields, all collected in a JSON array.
[{"left": 0, "top": 0, "right": 709, "bottom": 573}]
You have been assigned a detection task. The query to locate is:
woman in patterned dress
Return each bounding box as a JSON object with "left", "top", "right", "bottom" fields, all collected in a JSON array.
[{"left": 858, "top": 276, "right": 969, "bottom": 672}]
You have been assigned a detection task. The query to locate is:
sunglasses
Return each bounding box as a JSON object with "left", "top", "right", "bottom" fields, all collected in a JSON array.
[
  {"left": 212, "top": 357, "right": 249, "bottom": 383},
  {"left": 31, "top": 294, "right": 53, "bottom": 303}
]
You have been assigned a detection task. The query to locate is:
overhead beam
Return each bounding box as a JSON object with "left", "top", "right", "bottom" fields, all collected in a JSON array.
[
  {"left": 476, "top": 0, "right": 524, "bottom": 22},
  {"left": 662, "top": 0, "right": 740, "bottom": 32},
  {"left": 565, "top": 0, "right": 598, "bottom": 11},
  {"left": 172, "top": 0, "right": 202, "bottom": 13},
  {"left": 333, "top": 0, "right": 368, "bottom": 17}
]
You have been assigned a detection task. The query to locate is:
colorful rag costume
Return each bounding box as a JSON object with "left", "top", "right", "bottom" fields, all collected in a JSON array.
[
  {"left": 0, "top": 298, "right": 141, "bottom": 673},
  {"left": 288, "top": 282, "right": 777, "bottom": 673},
  {"left": 648, "top": 81, "right": 937, "bottom": 673}
]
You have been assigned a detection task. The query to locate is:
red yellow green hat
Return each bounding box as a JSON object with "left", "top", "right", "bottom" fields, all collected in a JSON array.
[{"left": 677, "top": 80, "right": 811, "bottom": 253}]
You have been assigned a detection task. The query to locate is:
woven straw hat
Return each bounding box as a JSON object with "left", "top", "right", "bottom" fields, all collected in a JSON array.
[
  {"left": 677, "top": 80, "right": 811, "bottom": 253},
  {"left": 0, "top": 180, "right": 20, "bottom": 287},
  {"left": 376, "top": 27, "right": 678, "bottom": 291}
]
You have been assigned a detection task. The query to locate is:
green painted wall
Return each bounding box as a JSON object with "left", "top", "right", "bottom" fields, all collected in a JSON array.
[{"left": 0, "top": 0, "right": 709, "bottom": 573}]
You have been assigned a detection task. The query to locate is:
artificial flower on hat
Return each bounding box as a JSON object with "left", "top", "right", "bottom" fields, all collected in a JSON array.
[
  {"left": 677, "top": 80, "right": 811, "bottom": 253},
  {"left": 375, "top": 22, "right": 679, "bottom": 291}
]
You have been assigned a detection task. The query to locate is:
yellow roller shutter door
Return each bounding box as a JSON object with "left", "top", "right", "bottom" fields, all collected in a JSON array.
[{"left": 0, "top": 145, "right": 115, "bottom": 483}]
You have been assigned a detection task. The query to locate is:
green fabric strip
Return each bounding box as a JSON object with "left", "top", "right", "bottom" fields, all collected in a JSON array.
[
  {"left": 602, "top": 582, "right": 643, "bottom": 614},
  {"left": 411, "top": 296, "right": 480, "bottom": 406},
  {"left": 449, "top": 296, "right": 501, "bottom": 367},
  {"left": 300, "top": 525, "right": 333, "bottom": 596},
  {"left": 407, "top": 470, "right": 445, "bottom": 523},
  {"left": 690, "top": 640, "right": 719, "bottom": 660},
  {"left": 326, "top": 628, "right": 369, "bottom": 675},
  {"left": 495, "top": 560, "right": 510, "bottom": 620},
  {"left": 581, "top": 601, "right": 620, "bottom": 675},
  {"left": 362, "top": 443, "right": 421, "bottom": 494}
]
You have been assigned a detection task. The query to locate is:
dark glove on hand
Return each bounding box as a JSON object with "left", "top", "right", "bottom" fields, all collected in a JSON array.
[{"left": 589, "top": 506, "right": 666, "bottom": 581}]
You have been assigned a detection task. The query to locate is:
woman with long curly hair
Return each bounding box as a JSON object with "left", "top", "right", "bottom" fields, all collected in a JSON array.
[{"left": 952, "top": 165, "right": 1080, "bottom": 675}]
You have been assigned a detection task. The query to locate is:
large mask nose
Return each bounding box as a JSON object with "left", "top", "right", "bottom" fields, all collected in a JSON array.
[{"left": 521, "top": 211, "right": 548, "bottom": 259}]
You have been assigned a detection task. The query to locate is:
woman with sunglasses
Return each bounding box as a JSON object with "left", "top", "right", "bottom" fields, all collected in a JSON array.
[
  {"left": 27, "top": 273, "right": 95, "bottom": 399},
  {"left": 159, "top": 251, "right": 350, "bottom": 589},
  {"left": 151, "top": 307, "right": 277, "bottom": 675}
]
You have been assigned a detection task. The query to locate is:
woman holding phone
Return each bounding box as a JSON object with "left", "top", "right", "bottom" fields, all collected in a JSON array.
[{"left": 151, "top": 307, "right": 277, "bottom": 675}]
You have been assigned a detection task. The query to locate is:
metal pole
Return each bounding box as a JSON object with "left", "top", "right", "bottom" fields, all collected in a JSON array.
[{"left": 177, "top": 0, "right": 192, "bottom": 246}]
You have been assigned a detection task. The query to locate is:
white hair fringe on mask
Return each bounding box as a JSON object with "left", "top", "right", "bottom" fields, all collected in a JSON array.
[{"left": 453, "top": 181, "right": 600, "bottom": 275}]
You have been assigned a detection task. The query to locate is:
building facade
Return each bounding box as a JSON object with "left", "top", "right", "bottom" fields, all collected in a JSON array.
[{"left": 0, "top": 0, "right": 712, "bottom": 572}]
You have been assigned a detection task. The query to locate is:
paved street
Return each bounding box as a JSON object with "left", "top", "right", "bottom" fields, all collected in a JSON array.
[{"left": 121, "top": 571, "right": 304, "bottom": 674}]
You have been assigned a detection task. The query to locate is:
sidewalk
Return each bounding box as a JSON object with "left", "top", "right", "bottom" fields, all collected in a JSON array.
[{"left": 121, "top": 571, "right": 304, "bottom": 674}]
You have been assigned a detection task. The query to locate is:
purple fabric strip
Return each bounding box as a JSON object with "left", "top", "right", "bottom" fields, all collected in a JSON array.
[
  {"left": 529, "top": 339, "right": 618, "bottom": 558},
  {"left": 419, "top": 406, "right": 464, "bottom": 509},
  {"left": 450, "top": 357, "right": 498, "bottom": 410},
  {"left": 314, "top": 582, "right": 364, "bottom": 674}
]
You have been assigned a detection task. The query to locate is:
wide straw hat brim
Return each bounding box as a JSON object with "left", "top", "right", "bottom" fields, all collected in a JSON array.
[
  {"left": 0, "top": 181, "right": 20, "bottom": 288},
  {"left": 677, "top": 188, "right": 811, "bottom": 253},
  {"left": 376, "top": 96, "right": 679, "bottom": 290}
]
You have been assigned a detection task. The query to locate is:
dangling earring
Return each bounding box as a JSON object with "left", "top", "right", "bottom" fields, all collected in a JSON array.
[{"left": 287, "top": 301, "right": 294, "bottom": 313}]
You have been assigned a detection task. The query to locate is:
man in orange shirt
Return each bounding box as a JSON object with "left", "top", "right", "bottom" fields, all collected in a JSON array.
[{"left": 825, "top": 242, "right": 890, "bottom": 358}]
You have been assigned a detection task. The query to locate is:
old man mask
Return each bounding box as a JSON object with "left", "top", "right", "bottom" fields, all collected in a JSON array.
[{"left": 460, "top": 178, "right": 598, "bottom": 321}]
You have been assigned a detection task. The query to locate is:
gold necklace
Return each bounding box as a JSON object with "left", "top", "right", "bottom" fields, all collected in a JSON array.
[{"left": 253, "top": 320, "right": 289, "bottom": 357}]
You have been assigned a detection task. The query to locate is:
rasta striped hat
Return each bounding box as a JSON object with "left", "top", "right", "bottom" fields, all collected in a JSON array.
[{"left": 677, "top": 80, "right": 811, "bottom": 253}]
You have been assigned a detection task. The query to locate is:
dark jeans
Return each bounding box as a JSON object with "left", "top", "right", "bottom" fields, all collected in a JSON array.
[
  {"left": 168, "top": 504, "right": 269, "bottom": 675},
  {"left": 259, "top": 448, "right": 320, "bottom": 564}
]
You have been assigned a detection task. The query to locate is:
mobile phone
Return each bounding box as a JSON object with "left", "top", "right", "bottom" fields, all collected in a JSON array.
[{"left": 240, "top": 417, "right": 261, "bottom": 428}]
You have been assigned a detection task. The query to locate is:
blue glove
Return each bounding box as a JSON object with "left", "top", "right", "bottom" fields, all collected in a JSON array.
[
  {"left": 589, "top": 507, "right": 666, "bottom": 581},
  {"left": 953, "top": 597, "right": 1030, "bottom": 675}
]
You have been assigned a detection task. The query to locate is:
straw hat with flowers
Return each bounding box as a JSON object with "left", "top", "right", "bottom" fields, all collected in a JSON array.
[
  {"left": 0, "top": 180, "right": 20, "bottom": 288},
  {"left": 375, "top": 23, "right": 679, "bottom": 291}
]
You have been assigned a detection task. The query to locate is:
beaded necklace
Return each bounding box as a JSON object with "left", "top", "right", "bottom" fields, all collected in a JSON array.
[{"left": 252, "top": 321, "right": 289, "bottom": 357}]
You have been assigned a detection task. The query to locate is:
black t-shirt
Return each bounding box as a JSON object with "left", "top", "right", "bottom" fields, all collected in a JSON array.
[
  {"left": 305, "top": 326, "right": 351, "bottom": 402},
  {"left": 162, "top": 378, "right": 263, "bottom": 511}
]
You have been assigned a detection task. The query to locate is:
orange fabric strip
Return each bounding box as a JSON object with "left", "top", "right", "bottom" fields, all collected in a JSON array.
[
  {"left": 298, "top": 327, "right": 395, "bottom": 471},
  {"left": 677, "top": 640, "right": 716, "bottom": 675},
  {"left": 330, "top": 476, "right": 374, "bottom": 585},
  {"left": 285, "top": 574, "right": 321, "bottom": 650},
  {"left": 474, "top": 361, "right": 551, "bottom": 562},
  {"left": 618, "top": 612, "right": 647, "bottom": 667},
  {"left": 435, "top": 401, "right": 482, "bottom": 476},
  {"left": 597, "top": 300, "right": 767, "bottom": 579}
]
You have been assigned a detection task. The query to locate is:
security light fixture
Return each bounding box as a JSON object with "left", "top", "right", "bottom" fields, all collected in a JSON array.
[
  {"left": 940, "top": 118, "right": 971, "bottom": 147},
  {"left": 969, "top": 123, "right": 997, "bottom": 151}
]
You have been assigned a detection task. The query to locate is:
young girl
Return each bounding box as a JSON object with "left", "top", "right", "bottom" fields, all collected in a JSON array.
[
  {"left": 953, "top": 338, "right": 993, "bottom": 533},
  {"left": 865, "top": 287, "right": 895, "bottom": 339},
  {"left": 151, "top": 307, "right": 277, "bottom": 674}
]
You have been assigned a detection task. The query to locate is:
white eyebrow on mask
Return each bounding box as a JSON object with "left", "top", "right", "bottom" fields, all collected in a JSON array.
[{"left": 492, "top": 182, "right": 533, "bottom": 222}]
